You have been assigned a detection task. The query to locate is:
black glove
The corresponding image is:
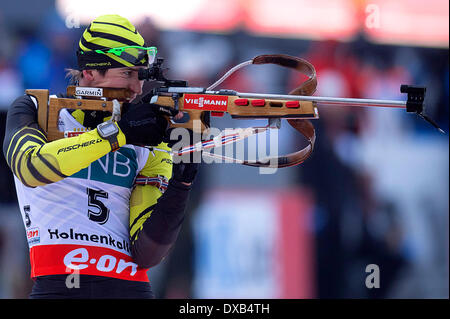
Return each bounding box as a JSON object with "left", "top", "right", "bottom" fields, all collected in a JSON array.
[
  {"left": 165, "top": 126, "right": 200, "bottom": 185},
  {"left": 172, "top": 162, "right": 199, "bottom": 185},
  {"left": 118, "top": 103, "right": 175, "bottom": 146}
]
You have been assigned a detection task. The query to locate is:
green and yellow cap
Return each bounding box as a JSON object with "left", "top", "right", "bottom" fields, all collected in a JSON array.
[{"left": 77, "top": 14, "right": 157, "bottom": 70}]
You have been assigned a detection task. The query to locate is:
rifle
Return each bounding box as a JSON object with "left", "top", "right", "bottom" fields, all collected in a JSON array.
[{"left": 26, "top": 54, "right": 443, "bottom": 168}]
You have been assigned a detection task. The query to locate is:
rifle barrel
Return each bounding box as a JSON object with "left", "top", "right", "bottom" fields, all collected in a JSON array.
[
  {"left": 161, "top": 87, "right": 407, "bottom": 108},
  {"left": 235, "top": 92, "right": 406, "bottom": 109}
]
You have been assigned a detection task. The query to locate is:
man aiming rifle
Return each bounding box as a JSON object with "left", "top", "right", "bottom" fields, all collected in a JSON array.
[{"left": 2, "top": 14, "right": 197, "bottom": 299}]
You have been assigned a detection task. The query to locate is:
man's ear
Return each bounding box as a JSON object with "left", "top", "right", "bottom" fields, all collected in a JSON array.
[{"left": 82, "top": 69, "right": 96, "bottom": 82}]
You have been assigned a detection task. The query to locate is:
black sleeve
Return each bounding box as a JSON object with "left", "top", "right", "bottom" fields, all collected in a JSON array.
[
  {"left": 2, "top": 95, "right": 52, "bottom": 187},
  {"left": 3, "top": 95, "right": 44, "bottom": 158},
  {"left": 131, "top": 180, "right": 191, "bottom": 268}
]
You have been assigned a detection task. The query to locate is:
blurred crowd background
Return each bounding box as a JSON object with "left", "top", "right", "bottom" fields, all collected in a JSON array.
[{"left": 0, "top": 0, "right": 448, "bottom": 298}]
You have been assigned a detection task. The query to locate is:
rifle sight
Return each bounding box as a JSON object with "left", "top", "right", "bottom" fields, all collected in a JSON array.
[{"left": 138, "top": 57, "right": 187, "bottom": 87}]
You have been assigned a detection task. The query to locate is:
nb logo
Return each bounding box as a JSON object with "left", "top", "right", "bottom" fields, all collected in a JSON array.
[{"left": 71, "top": 148, "right": 138, "bottom": 188}]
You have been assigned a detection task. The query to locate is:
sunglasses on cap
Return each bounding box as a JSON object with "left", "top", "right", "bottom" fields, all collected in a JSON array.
[{"left": 94, "top": 46, "right": 157, "bottom": 66}]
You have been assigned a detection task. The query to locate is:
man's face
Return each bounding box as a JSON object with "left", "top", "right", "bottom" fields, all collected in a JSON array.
[{"left": 84, "top": 66, "right": 145, "bottom": 102}]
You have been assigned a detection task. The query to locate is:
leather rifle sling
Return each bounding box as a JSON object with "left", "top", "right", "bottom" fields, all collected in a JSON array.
[{"left": 241, "top": 54, "right": 317, "bottom": 168}]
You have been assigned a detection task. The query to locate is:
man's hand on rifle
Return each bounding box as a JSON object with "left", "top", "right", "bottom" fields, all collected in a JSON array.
[
  {"left": 172, "top": 161, "right": 199, "bottom": 187},
  {"left": 163, "top": 127, "right": 200, "bottom": 187},
  {"left": 117, "top": 103, "right": 181, "bottom": 146}
]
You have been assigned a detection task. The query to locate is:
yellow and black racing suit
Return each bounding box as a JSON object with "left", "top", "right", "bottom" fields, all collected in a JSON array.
[{"left": 2, "top": 94, "right": 191, "bottom": 298}]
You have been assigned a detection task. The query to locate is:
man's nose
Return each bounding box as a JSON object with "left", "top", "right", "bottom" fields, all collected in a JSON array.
[{"left": 129, "top": 78, "right": 143, "bottom": 96}]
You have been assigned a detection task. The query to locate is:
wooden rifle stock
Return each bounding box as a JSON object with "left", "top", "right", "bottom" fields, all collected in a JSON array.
[{"left": 29, "top": 85, "right": 319, "bottom": 141}]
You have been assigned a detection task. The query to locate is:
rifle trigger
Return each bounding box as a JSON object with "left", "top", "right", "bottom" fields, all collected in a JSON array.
[{"left": 171, "top": 112, "right": 190, "bottom": 124}]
